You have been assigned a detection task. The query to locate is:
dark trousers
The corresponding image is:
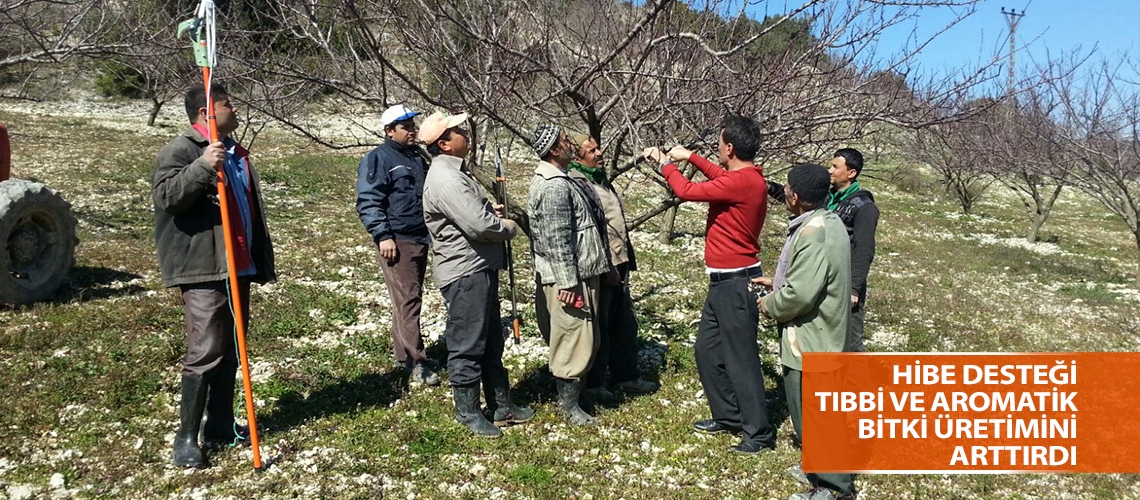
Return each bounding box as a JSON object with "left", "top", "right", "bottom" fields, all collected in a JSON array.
[
  {"left": 440, "top": 270, "right": 506, "bottom": 387},
  {"left": 379, "top": 239, "right": 428, "bottom": 367},
  {"left": 695, "top": 274, "right": 776, "bottom": 447},
  {"left": 587, "top": 264, "right": 641, "bottom": 388},
  {"left": 180, "top": 279, "right": 250, "bottom": 378},
  {"left": 784, "top": 367, "right": 856, "bottom": 496},
  {"left": 847, "top": 302, "right": 866, "bottom": 353}
]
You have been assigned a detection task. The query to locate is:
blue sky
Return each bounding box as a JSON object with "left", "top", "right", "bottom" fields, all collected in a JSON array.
[
  {"left": 852, "top": 0, "right": 1139, "bottom": 72},
  {"left": 724, "top": 0, "right": 1140, "bottom": 84}
]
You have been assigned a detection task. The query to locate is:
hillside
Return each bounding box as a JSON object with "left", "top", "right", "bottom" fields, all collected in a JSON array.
[{"left": 1, "top": 98, "right": 1139, "bottom": 499}]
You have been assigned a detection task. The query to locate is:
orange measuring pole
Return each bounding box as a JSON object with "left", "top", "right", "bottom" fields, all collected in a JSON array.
[{"left": 200, "top": 67, "right": 263, "bottom": 470}]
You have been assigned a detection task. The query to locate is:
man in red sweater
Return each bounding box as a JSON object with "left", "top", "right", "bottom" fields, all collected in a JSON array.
[{"left": 643, "top": 115, "right": 775, "bottom": 454}]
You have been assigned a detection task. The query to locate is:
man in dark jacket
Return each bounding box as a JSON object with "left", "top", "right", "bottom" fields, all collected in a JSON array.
[
  {"left": 153, "top": 84, "right": 276, "bottom": 468},
  {"left": 356, "top": 104, "right": 439, "bottom": 386},
  {"left": 766, "top": 149, "right": 880, "bottom": 353},
  {"left": 826, "top": 148, "right": 879, "bottom": 353}
]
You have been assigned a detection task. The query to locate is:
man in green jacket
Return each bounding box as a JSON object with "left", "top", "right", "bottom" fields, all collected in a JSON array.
[
  {"left": 153, "top": 84, "right": 276, "bottom": 468},
  {"left": 758, "top": 163, "right": 854, "bottom": 500}
]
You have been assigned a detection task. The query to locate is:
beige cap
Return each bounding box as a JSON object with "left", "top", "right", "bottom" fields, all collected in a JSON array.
[
  {"left": 419, "top": 111, "right": 469, "bottom": 145},
  {"left": 570, "top": 132, "right": 591, "bottom": 147}
]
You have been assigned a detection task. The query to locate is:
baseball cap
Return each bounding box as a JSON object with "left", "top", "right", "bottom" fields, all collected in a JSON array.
[
  {"left": 418, "top": 111, "right": 469, "bottom": 144},
  {"left": 380, "top": 104, "right": 421, "bottom": 128}
]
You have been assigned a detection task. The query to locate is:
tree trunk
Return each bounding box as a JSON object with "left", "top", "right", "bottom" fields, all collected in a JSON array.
[
  {"left": 658, "top": 204, "right": 679, "bottom": 243},
  {"left": 1026, "top": 184, "right": 1063, "bottom": 243},
  {"left": 1134, "top": 229, "right": 1140, "bottom": 289},
  {"left": 147, "top": 99, "right": 162, "bottom": 127},
  {"left": 657, "top": 164, "right": 694, "bottom": 243}
]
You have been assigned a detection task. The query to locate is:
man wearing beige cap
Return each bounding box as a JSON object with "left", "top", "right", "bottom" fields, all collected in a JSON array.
[
  {"left": 421, "top": 111, "right": 534, "bottom": 437},
  {"left": 356, "top": 104, "right": 439, "bottom": 387},
  {"left": 527, "top": 124, "right": 610, "bottom": 425},
  {"left": 566, "top": 133, "right": 658, "bottom": 400}
]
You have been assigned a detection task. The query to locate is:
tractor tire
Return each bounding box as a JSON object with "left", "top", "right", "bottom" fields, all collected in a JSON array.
[{"left": 0, "top": 179, "right": 78, "bottom": 305}]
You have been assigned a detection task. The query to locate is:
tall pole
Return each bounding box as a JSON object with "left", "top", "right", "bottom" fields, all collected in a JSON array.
[{"left": 1001, "top": 7, "right": 1026, "bottom": 96}]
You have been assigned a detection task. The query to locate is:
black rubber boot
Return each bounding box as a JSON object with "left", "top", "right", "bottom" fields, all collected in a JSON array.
[
  {"left": 482, "top": 373, "right": 535, "bottom": 426},
  {"left": 201, "top": 365, "right": 250, "bottom": 446},
  {"left": 172, "top": 375, "right": 208, "bottom": 468},
  {"left": 452, "top": 384, "right": 502, "bottom": 438},
  {"left": 555, "top": 378, "right": 597, "bottom": 425}
]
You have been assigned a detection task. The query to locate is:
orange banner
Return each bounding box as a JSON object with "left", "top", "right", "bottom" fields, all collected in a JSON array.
[{"left": 801, "top": 353, "right": 1140, "bottom": 473}]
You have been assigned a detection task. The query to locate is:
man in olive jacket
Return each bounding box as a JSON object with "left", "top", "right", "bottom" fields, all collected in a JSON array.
[
  {"left": 758, "top": 163, "right": 854, "bottom": 500},
  {"left": 153, "top": 84, "right": 275, "bottom": 468}
]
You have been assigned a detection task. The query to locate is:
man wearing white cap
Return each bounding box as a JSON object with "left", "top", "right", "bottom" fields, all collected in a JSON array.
[
  {"left": 420, "top": 111, "right": 534, "bottom": 437},
  {"left": 356, "top": 104, "right": 439, "bottom": 386}
]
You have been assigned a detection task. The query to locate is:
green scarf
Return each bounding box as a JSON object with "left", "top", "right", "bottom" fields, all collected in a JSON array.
[
  {"left": 827, "top": 181, "right": 861, "bottom": 211},
  {"left": 569, "top": 161, "right": 609, "bottom": 185}
]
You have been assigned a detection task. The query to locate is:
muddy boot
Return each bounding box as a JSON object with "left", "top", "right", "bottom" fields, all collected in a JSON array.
[
  {"left": 201, "top": 365, "right": 250, "bottom": 446},
  {"left": 555, "top": 378, "right": 597, "bottom": 426},
  {"left": 172, "top": 375, "right": 208, "bottom": 468},
  {"left": 452, "top": 384, "right": 502, "bottom": 438},
  {"left": 483, "top": 373, "right": 535, "bottom": 426}
]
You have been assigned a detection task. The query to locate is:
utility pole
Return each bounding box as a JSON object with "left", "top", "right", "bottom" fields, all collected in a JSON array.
[{"left": 1001, "top": 7, "right": 1026, "bottom": 95}]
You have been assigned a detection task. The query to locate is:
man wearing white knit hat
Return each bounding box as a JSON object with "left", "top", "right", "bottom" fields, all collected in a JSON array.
[{"left": 527, "top": 123, "right": 610, "bottom": 425}]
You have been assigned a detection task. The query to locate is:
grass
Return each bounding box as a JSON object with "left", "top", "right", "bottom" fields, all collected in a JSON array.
[{"left": 1, "top": 108, "right": 1139, "bottom": 499}]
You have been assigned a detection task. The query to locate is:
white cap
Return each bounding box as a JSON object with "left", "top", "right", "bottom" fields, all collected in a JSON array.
[{"left": 379, "top": 104, "right": 420, "bottom": 128}]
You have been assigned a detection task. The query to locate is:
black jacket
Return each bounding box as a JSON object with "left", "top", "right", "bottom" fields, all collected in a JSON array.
[
  {"left": 152, "top": 128, "right": 276, "bottom": 288},
  {"left": 355, "top": 138, "right": 431, "bottom": 244},
  {"left": 832, "top": 190, "right": 878, "bottom": 302}
]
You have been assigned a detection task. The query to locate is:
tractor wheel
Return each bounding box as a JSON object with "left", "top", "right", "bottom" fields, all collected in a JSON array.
[{"left": 0, "top": 179, "right": 78, "bottom": 305}]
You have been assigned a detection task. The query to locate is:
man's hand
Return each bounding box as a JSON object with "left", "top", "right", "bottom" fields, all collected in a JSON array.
[
  {"left": 759, "top": 295, "right": 770, "bottom": 318},
  {"left": 503, "top": 219, "right": 519, "bottom": 236},
  {"left": 202, "top": 141, "right": 226, "bottom": 171},
  {"left": 378, "top": 239, "right": 398, "bottom": 261},
  {"left": 557, "top": 288, "right": 577, "bottom": 306},
  {"left": 493, "top": 203, "right": 507, "bottom": 219},
  {"left": 851, "top": 294, "right": 859, "bottom": 307},
  {"left": 642, "top": 147, "right": 666, "bottom": 165},
  {"left": 667, "top": 146, "right": 693, "bottom": 162},
  {"left": 751, "top": 276, "right": 773, "bottom": 290}
]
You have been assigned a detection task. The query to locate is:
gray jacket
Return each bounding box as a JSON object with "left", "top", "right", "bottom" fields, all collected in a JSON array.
[
  {"left": 152, "top": 127, "right": 276, "bottom": 288},
  {"left": 422, "top": 154, "right": 516, "bottom": 288},
  {"left": 527, "top": 161, "right": 610, "bottom": 290}
]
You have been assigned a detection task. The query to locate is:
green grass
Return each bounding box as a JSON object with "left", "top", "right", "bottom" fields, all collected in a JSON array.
[{"left": 1, "top": 112, "right": 1138, "bottom": 499}]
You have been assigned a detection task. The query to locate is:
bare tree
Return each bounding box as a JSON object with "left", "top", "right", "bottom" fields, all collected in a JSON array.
[
  {"left": 0, "top": 0, "right": 152, "bottom": 74},
  {"left": 909, "top": 110, "right": 996, "bottom": 214},
  {"left": 1047, "top": 56, "right": 1140, "bottom": 286},
  {"left": 200, "top": 0, "right": 1003, "bottom": 237},
  {"left": 990, "top": 86, "right": 1074, "bottom": 242}
]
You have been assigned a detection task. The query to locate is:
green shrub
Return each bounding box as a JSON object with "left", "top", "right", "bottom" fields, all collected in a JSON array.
[{"left": 94, "top": 60, "right": 146, "bottom": 99}]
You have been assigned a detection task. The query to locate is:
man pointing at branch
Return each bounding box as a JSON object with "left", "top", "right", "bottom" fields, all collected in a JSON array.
[
  {"left": 643, "top": 115, "right": 776, "bottom": 454},
  {"left": 153, "top": 84, "right": 275, "bottom": 468}
]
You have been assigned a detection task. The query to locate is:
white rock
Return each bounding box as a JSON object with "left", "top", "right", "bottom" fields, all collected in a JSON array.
[
  {"left": 9, "top": 485, "right": 37, "bottom": 500},
  {"left": 49, "top": 473, "right": 65, "bottom": 489}
]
